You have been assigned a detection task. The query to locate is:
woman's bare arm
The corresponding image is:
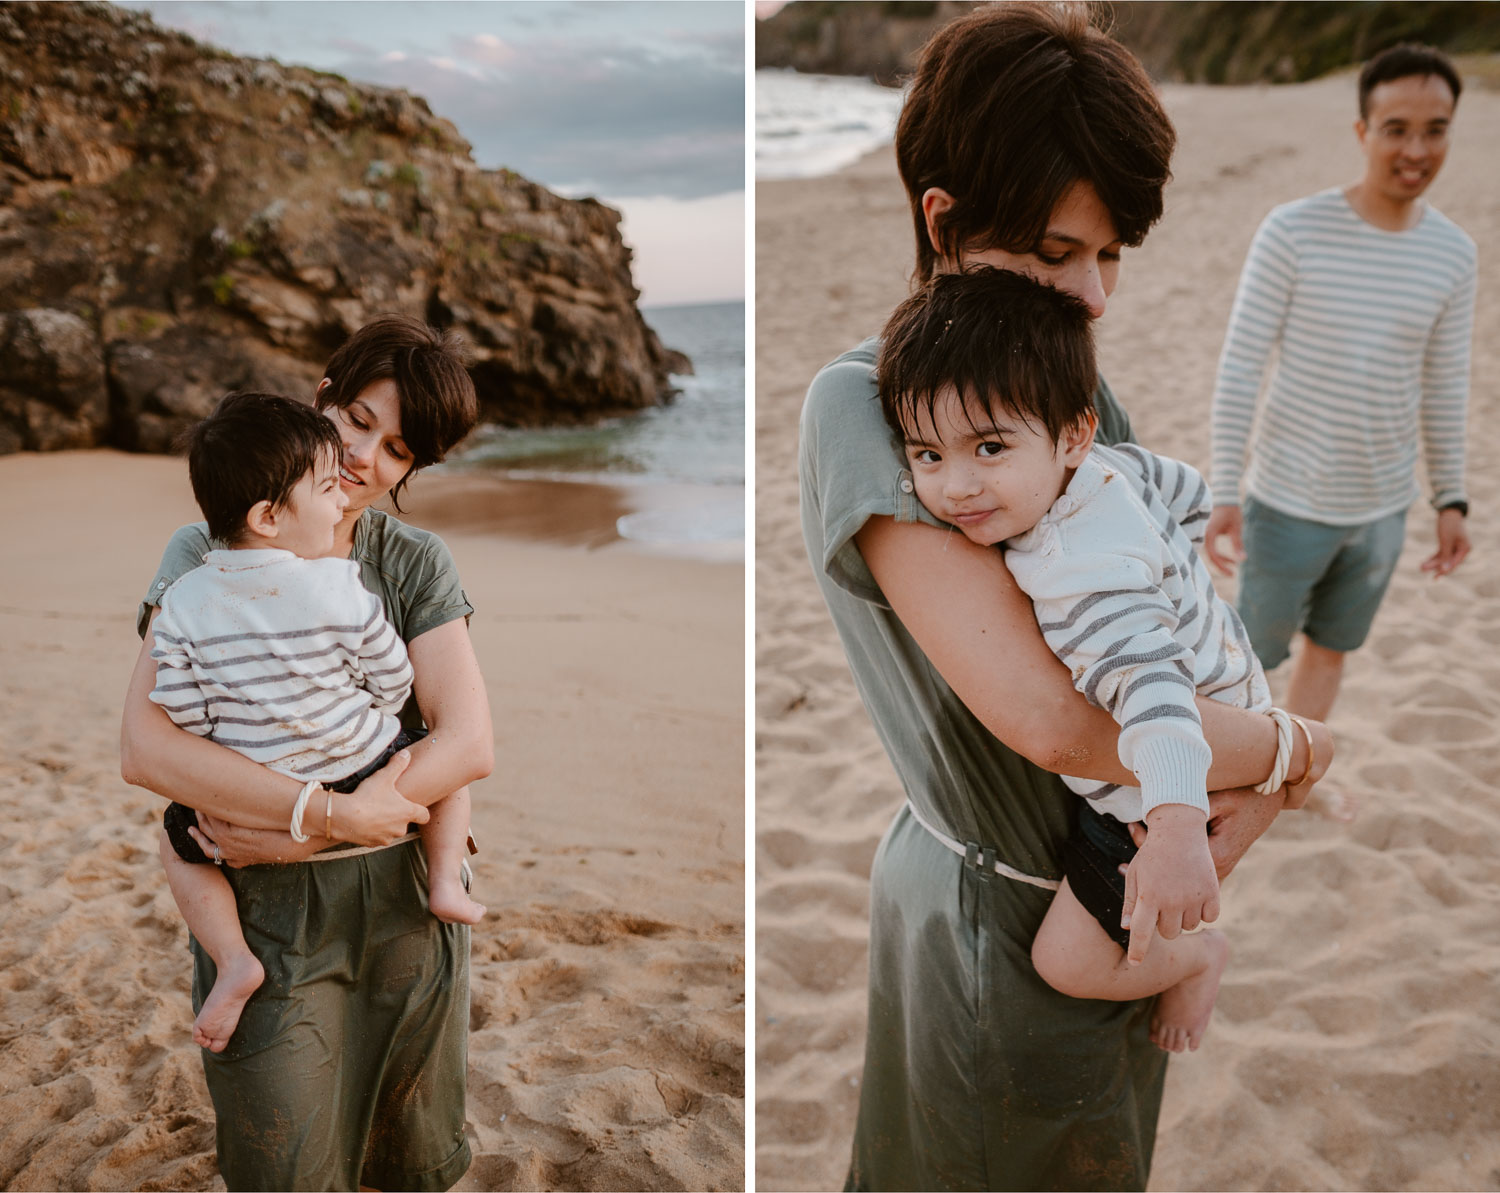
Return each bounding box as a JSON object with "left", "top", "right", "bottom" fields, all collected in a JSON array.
[
  {"left": 121, "top": 610, "right": 429, "bottom": 845},
  {"left": 386, "top": 617, "right": 495, "bottom": 807},
  {"left": 855, "top": 516, "right": 1313, "bottom": 788}
]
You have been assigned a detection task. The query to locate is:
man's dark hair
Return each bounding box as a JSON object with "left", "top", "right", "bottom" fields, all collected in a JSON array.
[
  {"left": 185, "top": 391, "right": 344, "bottom": 543},
  {"left": 1358, "top": 43, "right": 1462, "bottom": 120},
  {"left": 878, "top": 267, "right": 1098, "bottom": 446},
  {"left": 896, "top": 2, "right": 1176, "bottom": 285},
  {"left": 317, "top": 314, "right": 478, "bottom": 509}
]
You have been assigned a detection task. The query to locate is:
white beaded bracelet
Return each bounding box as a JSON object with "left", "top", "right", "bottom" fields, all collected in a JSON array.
[
  {"left": 289, "top": 779, "right": 323, "bottom": 843},
  {"left": 1254, "top": 707, "right": 1294, "bottom": 795}
]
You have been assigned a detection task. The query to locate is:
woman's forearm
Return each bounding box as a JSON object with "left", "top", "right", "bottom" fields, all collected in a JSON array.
[
  {"left": 397, "top": 619, "right": 495, "bottom": 807},
  {"left": 856, "top": 516, "right": 1290, "bottom": 789}
]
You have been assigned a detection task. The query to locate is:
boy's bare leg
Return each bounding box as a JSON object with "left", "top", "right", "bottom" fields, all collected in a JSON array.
[
  {"left": 420, "top": 787, "right": 485, "bottom": 925},
  {"left": 157, "top": 828, "right": 264, "bottom": 1053},
  {"left": 1285, "top": 638, "right": 1357, "bottom": 822},
  {"left": 1032, "top": 878, "right": 1228, "bottom": 1053}
]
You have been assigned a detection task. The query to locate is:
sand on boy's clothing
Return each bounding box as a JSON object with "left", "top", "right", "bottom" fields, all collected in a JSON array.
[
  {"left": 756, "top": 74, "right": 1500, "bottom": 1192},
  {"left": 0, "top": 450, "right": 744, "bottom": 1191}
]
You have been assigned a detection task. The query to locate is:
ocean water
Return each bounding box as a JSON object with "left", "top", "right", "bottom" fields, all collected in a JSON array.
[
  {"left": 449, "top": 299, "right": 745, "bottom": 549},
  {"left": 756, "top": 68, "right": 906, "bottom": 181}
]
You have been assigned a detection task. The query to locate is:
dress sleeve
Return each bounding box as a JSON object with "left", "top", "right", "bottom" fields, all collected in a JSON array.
[
  {"left": 1005, "top": 508, "right": 1212, "bottom": 817},
  {"left": 797, "top": 346, "right": 945, "bottom": 606},
  {"left": 137, "top": 523, "right": 214, "bottom": 639},
  {"left": 400, "top": 532, "right": 474, "bottom": 642}
]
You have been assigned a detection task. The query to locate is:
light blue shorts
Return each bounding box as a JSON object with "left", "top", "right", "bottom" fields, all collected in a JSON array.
[{"left": 1236, "top": 497, "right": 1407, "bottom": 670}]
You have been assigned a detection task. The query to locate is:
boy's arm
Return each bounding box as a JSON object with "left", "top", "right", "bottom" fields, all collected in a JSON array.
[
  {"left": 1009, "top": 532, "right": 1220, "bottom": 962},
  {"left": 351, "top": 587, "right": 415, "bottom": 713},
  {"left": 146, "top": 596, "right": 215, "bottom": 737}
]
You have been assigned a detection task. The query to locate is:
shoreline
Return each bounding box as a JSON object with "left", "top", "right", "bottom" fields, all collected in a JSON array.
[{"left": 411, "top": 466, "right": 746, "bottom": 563}]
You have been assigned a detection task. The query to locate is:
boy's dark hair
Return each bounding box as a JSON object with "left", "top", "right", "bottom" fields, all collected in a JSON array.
[
  {"left": 185, "top": 392, "right": 344, "bottom": 543},
  {"left": 1358, "top": 43, "right": 1461, "bottom": 120},
  {"left": 316, "top": 314, "right": 478, "bottom": 509},
  {"left": 878, "top": 268, "right": 1098, "bottom": 446},
  {"left": 897, "top": 2, "right": 1176, "bottom": 285}
]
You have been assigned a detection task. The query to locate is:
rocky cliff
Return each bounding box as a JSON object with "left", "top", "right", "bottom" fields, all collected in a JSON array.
[
  {"left": 756, "top": 1, "right": 1500, "bottom": 88},
  {"left": 0, "top": 1, "right": 690, "bottom": 455}
]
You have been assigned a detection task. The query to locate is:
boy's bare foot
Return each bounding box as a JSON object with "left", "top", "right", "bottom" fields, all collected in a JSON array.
[
  {"left": 1304, "top": 786, "right": 1358, "bottom": 823},
  {"left": 1150, "top": 929, "right": 1228, "bottom": 1054},
  {"left": 193, "top": 951, "right": 265, "bottom": 1053},
  {"left": 428, "top": 875, "right": 486, "bottom": 925}
]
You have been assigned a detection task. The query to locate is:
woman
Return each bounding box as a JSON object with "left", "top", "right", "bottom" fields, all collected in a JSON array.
[
  {"left": 121, "top": 315, "right": 494, "bottom": 1191},
  {"left": 796, "top": 7, "right": 1333, "bottom": 1190}
]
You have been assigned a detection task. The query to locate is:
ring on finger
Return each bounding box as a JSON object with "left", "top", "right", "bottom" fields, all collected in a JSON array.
[{"left": 213, "top": 844, "right": 223, "bottom": 865}]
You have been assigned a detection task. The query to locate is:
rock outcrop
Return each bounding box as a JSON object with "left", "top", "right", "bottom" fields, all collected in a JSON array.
[
  {"left": 0, "top": 1, "right": 690, "bottom": 455},
  {"left": 755, "top": 0, "right": 1500, "bottom": 87}
]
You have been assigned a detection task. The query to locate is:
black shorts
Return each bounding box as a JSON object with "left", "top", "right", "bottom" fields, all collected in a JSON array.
[
  {"left": 1060, "top": 802, "right": 1139, "bottom": 951},
  {"left": 163, "top": 728, "right": 428, "bottom": 864}
]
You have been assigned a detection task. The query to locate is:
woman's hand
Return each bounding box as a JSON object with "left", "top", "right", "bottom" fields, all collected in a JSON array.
[
  {"left": 189, "top": 815, "right": 325, "bottom": 867},
  {"left": 333, "top": 750, "right": 431, "bottom": 846}
]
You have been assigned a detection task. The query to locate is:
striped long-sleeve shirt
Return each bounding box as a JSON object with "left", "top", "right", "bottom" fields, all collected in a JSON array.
[
  {"left": 1005, "top": 444, "right": 1271, "bottom": 821},
  {"left": 149, "top": 548, "right": 412, "bottom": 782},
  {"left": 1210, "top": 188, "right": 1476, "bottom": 524}
]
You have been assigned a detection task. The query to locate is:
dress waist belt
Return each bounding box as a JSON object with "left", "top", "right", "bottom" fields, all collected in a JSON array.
[{"left": 904, "top": 800, "right": 1061, "bottom": 891}]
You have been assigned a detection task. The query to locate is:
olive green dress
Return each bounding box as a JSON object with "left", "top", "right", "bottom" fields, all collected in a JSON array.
[
  {"left": 139, "top": 510, "right": 474, "bottom": 1192},
  {"left": 798, "top": 339, "right": 1167, "bottom": 1192}
]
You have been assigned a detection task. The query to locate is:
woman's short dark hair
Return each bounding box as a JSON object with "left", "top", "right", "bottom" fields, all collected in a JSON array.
[
  {"left": 896, "top": 1, "right": 1176, "bottom": 284},
  {"left": 316, "top": 315, "right": 479, "bottom": 509},
  {"left": 185, "top": 391, "right": 345, "bottom": 544},
  {"left": 878, "top": 267, "right": 1097, "bottom": 446},
  {"left": 1358, "top": 43, "right": 1461, "bottom": 120}
]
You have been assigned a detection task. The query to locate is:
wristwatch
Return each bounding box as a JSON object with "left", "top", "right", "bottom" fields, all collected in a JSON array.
[{"left": 1439, "top": 500, "right": 1469, "bottom": 518}]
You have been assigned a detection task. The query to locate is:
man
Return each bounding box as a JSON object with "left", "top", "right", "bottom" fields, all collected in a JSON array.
[{"left": 1204, "top": 44, "right": 1476, "bottom": 724}]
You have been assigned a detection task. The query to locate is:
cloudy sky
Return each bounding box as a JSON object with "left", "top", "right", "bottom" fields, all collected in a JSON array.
[{"left": 115, "top": 1, "right": 746, "bottom": 306}]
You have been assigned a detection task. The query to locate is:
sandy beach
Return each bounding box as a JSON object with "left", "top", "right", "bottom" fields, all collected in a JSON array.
[
  {"left": 756, "top": 73, "right": 1500, "bottom": 1192},
  {"left": 0, "top": 453, "right": 744, "bottom": 1190}
]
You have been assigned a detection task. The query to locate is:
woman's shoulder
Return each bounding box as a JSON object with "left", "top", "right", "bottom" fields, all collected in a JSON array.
[
  {"left": 355, "top": 509, "right": 459, "bottom": 575},
  {"left": 137, "top": 522, "right": 220, "bottom": 639}
]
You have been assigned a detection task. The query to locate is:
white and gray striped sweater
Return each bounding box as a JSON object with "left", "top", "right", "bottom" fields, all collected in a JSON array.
[
  {"left": 149, "top": 549, "right": 412, "bottom": 782},
  {"left": 1005, "top": 444, "right": 1271, "bottom": 821},
  {"left": 1210, "top": 188, "right": 1476, "bottom": 525}
]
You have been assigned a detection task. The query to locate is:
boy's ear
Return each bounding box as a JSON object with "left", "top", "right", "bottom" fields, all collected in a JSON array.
[
  {"left": 1060, "top": 411, "right": 1098, "bottom": 466},
  {"left": 244, "top": 498, "right": 279, "bottom": 540}
]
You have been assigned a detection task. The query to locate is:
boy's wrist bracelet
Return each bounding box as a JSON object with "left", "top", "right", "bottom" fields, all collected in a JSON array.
[
  {"left": 290, "top": 780, "right": 322, "bottom": 843},
  {"left": 325, "top": 790, "right": 335, "bottom": 841},
  {"left": 1285, "top": 715, "right": 1315, "bottom": 788}
]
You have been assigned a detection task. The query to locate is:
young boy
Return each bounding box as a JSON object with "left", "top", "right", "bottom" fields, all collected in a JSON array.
[
  {"left": 877, "top": 268, "right": 1318, "bottom": 1052},
  {"left": 150, "top": 391, "right": 484, "bottom": 1054}
]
